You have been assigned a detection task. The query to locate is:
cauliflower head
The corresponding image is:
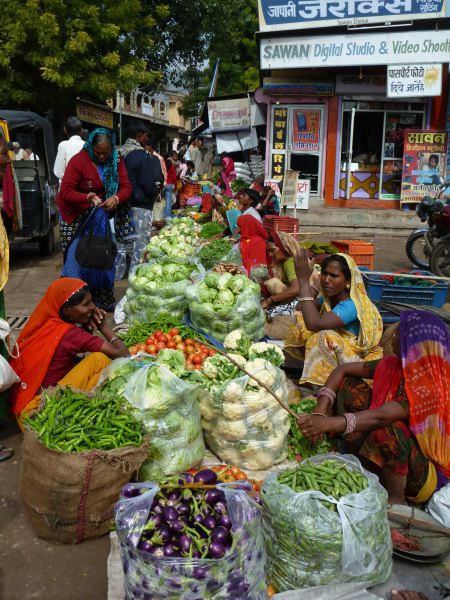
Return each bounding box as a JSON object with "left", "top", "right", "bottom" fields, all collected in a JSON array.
[
  {"left": 222, "top": 402, "right": 246, "bottom": 421},
  {"left": 245, "top": 359, "right": 277, "bottom": 389},
  {"left": 219, "top": 419, "right": 248, "bottom": 441},
  {"left": 222, "top": 380, "right": 244, "bottom": 404},
  {"left": 248, "top": 342, "right": 284, "bottom": 367},
  {"left": 223, "top": 329, "right": 251, "bottom": 356}
]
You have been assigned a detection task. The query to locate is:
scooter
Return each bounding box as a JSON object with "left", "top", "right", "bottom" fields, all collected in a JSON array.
[{"left": 406, "top": 179, "right": 450, "bottom": 270}]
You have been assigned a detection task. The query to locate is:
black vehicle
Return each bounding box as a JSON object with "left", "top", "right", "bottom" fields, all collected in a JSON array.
[
  {"left": 405, "top": 179, "right": 450, "bottom": 270},
  {"left": 0, "top": 110, "right": 58, "bottom": 255}
]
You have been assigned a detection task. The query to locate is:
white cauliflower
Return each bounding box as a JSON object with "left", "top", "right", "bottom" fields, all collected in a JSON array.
[
  {"left": 222, "top": 402, "right": 246, "bottom": 420},
  {"left": 248, "top": 342, "right": 285, "bottom": 367},
  {"left": 219, "top": 419, "right": 248, "bottom": 441},
  {"left": 245, "top": 359, "right": 277, "bottom": 388},
  {"left": 227, "top": 353, "right": 247, "bottom": 370},
  {"left": 216, "top": 447, "right": 242, "bottom": 465},
  {"left": 199, "top": 396, "right": 216, "bottom": 422},
  {"left": 201, "top": 419, "right": 215, "bottom": 434},
  {"left": 239, "top": 447, "right": 275, "bottom": 470},
  {"left": 222, "top": 380, "right": 244, "bottom": 404},
  {"left": 249, "top": 410, "right": 272, "bottom": 429},
  {"left": 223, "top": 329, "right": 251, "bottom": 356}
]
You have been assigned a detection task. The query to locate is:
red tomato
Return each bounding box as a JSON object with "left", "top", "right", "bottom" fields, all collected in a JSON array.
[
  {"left": 208, "top": 349, "right": 216, "bottom": 357},
  {"left": 137, "top": 343, "right": 147, "bottom": 352},
  {"left": 230, "top": 466, "right": 241, "bottom": 476},
  {"left": 194, "top": 342, "right": 201, "bottom": 349},
  {"left": 192, "top": 354, "right": 203, "bottom": 365},
  {"left": 145, "top": 336, "right": 156, "bottom": 345},
  {"left": 236, "top": 471, "right": 247, "bottom": 480},
  {"left": 165, "top": 334, "right": 173, "bottom": 342},
  {"left": 146, "top": 345, "right": 157, "bottom": 355},
  {"left": 185, "top": 345, "right": 195, "bottom": 355},
  {"left": 198, "top": 353, "right": 208, "bottom": 361},
  {"left": 153, "top": 330, "right": 163, "bottom": 338},
  {"left": 193, "top": 364, "right": 202, "bottom": 370},
  {"left": 186, "top": 363, "right": 195, "bottom": 370},
  {"left": 185, "top": 338, "right": 194, "bottom": 346},
  {"left": 156, "top": 341, "right": 166, "bottom": 351},
  {"left": 176, "top": 342, "right": 186, "bottom": 352},
  {"left": 200, "top": 345, "right": 209, "bottom": 353},
  {"left": 159, "top": 334, "right": 168, "bottom": 344},
  {"left": 129, "top": 346, "right": 138, "bottom": 355},
  {"left": 169, "top": 328, "right": 179, "bottom": 337},
  {"left": 166, "top": 341, "right": 177, "bottom": 349},
  {"left": 173, "top": 335, "right": 182, "bottom": 344}
]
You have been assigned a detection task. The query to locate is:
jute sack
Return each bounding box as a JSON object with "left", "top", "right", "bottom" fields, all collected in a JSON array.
[{"left": 20, "top": 429, "right": 148, "bottom": 544}]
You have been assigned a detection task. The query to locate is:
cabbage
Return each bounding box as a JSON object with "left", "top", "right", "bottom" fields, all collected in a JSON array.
[
  {"left": 217, "top": 273, "right": 233, "bottom": 290},
  {"left": 204, "top": 272, "right": 220, "bottom": 289},
  {"left": 214, "top": 303, "right": 233, "bottom": 317},
  {"left": 228, "top": 274, "right": 248, "bottom": 294},
  {"left": 216, "top": 289, "right": 235, "bottom": 306}
]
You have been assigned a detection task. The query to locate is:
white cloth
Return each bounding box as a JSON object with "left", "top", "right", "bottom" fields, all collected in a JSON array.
[
  {"left": 243, "top": 206, "right": 263, "bottom": 223},
  {"left": 53, "top": 135, "right": 84, "bottom": 181}
]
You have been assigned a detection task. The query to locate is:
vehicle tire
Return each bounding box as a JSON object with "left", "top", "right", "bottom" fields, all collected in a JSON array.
[
  {"left": 430, "top": 240, "right": 450, "bottom": 277},
  {"left": 405, "top": 231, "right": 431, "bottom": 270},
  {"left": 38, "top": 225, "right": 55, "bottom": 256}
]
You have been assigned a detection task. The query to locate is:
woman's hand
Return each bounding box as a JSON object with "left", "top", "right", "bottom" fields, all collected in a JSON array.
[
  {"left": 101, "top": 195, "right": 119, "bottom": 212},
  {"left": 297, "top": 413, "right": 329, "bottom": 442},
  {"left": 294, "top": 247, "right": 313, "bottom": 281},
  {"left": 261, "top": 297, "right": 273, "bottom": 310},
  {"left": 86, "top": 307, "right": 107, "bottom": 333},
  {"left": 87, "top": 192, "right": 102, "bottom": 207}
]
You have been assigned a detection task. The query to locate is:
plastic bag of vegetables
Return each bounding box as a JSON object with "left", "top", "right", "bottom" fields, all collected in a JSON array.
[
  {"left": 144, "top": 218, "right": 201, "bottom": 259},
  {"left": 115, "top": 478, "right": 267, "bottom": 600},
  {"left": 261, "top": 454, "right": 392, "bottom": 592},
  {"left": 123, "top": 363, "right": 205, "bottom": 479},
  {"left": 187, "top": 271, "right": 265, "bottom": 342},
  {"left": 200, "top": 356, "right": 290, "bottom": 470}
]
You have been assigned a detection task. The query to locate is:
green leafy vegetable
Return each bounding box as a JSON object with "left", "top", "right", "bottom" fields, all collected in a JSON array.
[
  {"left": 198, "top": 239, "right": 233, "bottom": 270},
  {"left": 287, "top": 397, "right": 333, "bottom": 461},
  {"left": 199, "top": 222, "right": 226, "bottom": 239}
]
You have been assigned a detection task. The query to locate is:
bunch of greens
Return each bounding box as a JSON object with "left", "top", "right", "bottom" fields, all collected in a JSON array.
[
  {"left": 230, "top": 178, "right": 250, "bottom": 193},
  {"left": 198, "top": 239, "right": 233, "bottom": 270},
  {"left": 119, "top": 319, "right": 205, "bottom": 348},
  {"left": 287, "top": 397, "right": 333, "bottom": 461},
  {"left": 199, "top": 222, "right": 226, "bottom": 239}
]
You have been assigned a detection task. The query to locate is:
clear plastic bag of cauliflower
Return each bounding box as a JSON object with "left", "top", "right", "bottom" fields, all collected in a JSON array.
[{"left": 200, "top": 358, "right": 291, "bottom": 471}]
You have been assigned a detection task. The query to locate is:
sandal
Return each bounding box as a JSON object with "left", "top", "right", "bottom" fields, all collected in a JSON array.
[{"left": 0, "top": 445, "right": 14, "bottom": 461}]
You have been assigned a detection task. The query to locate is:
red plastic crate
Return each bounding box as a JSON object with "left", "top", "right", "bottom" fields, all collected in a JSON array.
[
  {"left": 331, "top": 240, "right": 375, "bottom": 270},
  {"left": 264, "top": 216, "right": 299, "bottom": 234}
]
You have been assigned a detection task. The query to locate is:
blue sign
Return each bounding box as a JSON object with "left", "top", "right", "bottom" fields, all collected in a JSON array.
[{"left": 258, "top": 0, "right": 447, "bottom": 32}]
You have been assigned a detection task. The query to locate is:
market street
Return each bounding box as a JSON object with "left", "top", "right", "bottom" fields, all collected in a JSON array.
[{"left": 0, "top": 234, "right": 448, "bottom": 600}]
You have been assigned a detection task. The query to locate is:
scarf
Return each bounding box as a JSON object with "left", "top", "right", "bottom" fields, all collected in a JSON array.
[
  {"left": 118, "top": 138, "right": 144, "bottom": 159},
  {"left": 9, "top": 278, "right": 86, "bottom": 415}
]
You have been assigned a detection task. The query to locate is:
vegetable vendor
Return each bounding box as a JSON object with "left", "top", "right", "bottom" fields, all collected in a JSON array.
[
  {"left": 217, "top": 152, "right": 236, "bottom": 197},
  {"left": 297, "top": 311, "right": 450, "bottom": 506},
  {"left": 226, "top": 188, "right": 262, "bottom": 234},
  {"left": 10, "top": 278, "right": 129, "bottom": 429},
  {"left": 285, "top": 252, "right": 383, "bottom": 387}
]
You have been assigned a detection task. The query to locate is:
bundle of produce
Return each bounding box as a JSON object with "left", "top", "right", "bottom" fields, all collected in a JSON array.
[
  {"left": 115, "top": 471, "right": 266, "bottom": 600},
  {"left": 199, "top": 222, "right": 227, "bottom": 239},
  {"left": 124, "top": 257, "right": 203, "bottom": 323},
  {"left": 187, "top": 271, "right": 265, "bottom": 341},
  {"left": 102, "top": 359, "right": 205, "bottom": 480},
  {"left": 287, "top": 397, "right": 333, "bottom": 462},
  {"left": 261, "top": 454, "right": 392, "bottom": 592},
  {"left": 188, "top": 464, "right": 263, "bottom": 494},
  {"left": 196, "top": 331, "right": 290, "bottom": 470},
  {"left": 197, "top": 239, "right": 234, "bottom": 270},
  {"left": 144, "top": 218, "right": 201, "bottom": 259},
  {"left": 21, "top": 387, "right": 148, "bottom": 543},
  {"left": 119, "top": 318, "right": 206, "bottom": 348}
]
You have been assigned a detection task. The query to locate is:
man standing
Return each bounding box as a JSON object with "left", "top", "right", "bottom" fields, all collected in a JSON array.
[
  {"left": 53, "top": 117, "right": 84, "bottom": 182},
  {"left": 189, "top": 138, "right": 205, "bottom": 175},
  {"left": 116, "top": 122, "right": 163, "bottom": 279}
]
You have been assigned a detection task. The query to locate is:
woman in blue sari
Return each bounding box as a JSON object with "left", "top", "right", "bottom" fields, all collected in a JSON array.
[{"left": 57, "top": 129, "right": 133, "bottom": 311}]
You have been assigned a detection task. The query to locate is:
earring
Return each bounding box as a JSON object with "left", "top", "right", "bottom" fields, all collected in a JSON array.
[{"left": 346, "top": 285, "right": 350, "bottom": 290}]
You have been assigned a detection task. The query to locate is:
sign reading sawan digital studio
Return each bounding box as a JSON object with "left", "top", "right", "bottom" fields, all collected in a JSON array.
[
  {"left": 258, "top": 0, "right": 448, "bottom": 33},
  {"left": 260, "top": 30, "right": 450, "bottom": 69}
]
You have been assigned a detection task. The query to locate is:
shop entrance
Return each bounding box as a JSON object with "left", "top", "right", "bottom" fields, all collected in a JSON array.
[{"left": 269, "top": 104, "right": 325, "bottom": 196}]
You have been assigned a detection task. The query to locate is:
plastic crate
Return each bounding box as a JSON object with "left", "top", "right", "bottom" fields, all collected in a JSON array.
[
  {"left": 362, "top": 270, "right": 448, "bottom": 311},
  {"left": 264, "top": 216, "right": 299, "bottom": 234},
  {"left": 331, "top": 240, "right": 375, "bottom": 270}
]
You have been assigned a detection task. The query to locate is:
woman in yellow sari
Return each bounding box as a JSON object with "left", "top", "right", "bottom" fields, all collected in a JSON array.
[{"left": 285, "top": 250, "right": 383, "bottom": 386}]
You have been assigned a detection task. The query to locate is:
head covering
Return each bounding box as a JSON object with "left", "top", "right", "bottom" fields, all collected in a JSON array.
[
  {"left": 272, "top": 231, "right": 300, "bottom": 257},
  {"left": 10, "top": 278, "right": 87, "bottom": 415},
  {"left": 400, "top": 310, "right": 450, "bottom": 477},
  {"left": 236, "top": 214, "right": 268, "bottom": 275},
  {"left": 83, "top": 128, "right": 118, "bottom": 198},
  {"left": 321, "top": 253, "right": 383, "bottom": 353}
]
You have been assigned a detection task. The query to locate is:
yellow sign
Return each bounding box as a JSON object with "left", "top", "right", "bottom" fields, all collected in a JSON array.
[{"left": 76, "top": 103, "right": 113, "bottom": 129}]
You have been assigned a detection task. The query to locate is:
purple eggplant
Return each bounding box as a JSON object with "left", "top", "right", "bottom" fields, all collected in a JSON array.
[
  {"left": 163, "top": 542, "right": 180, "bottom": 557},
  {"left": 193, "top": 513, "right": 203, "bottom": 524},
  {"left": 163, "top": 506, "right": 178, "bottom": 522},
  {"left": 204, "top": 488, "right": 225, "bottom": 505},
  {"left": 153, "top": 503, "right": 164, "bottom": 515},
  {"left": 192, "top": 549, "right": 201, "bottom": 559},
  {"left": 143, "top": 513, "right": 161, "bottom": 531},
  {"left": 211, "top": 526, "right": 231, "bottom": 545},
  {"left": 202, "top": 515, "right": 216, "bottom": 531},
  {"left": 183, "top": 472, "right": 195, "bottom": 483},
  {"left": 121, "top": 483, "right": 140, "bottom": 498},
  {"left": 208, "top": 540, "right": 226, "bottom": 559},
  {"left": 217, "top": 515, "right": 232, "bottom": 530},
  {"left": 138, "top": 539, "right": 154, "bottom": 553},
  {"left": 178, "top": 533, "right": 193, "bottom": 553},
  {"left": 151, "top": 524, "right": 172, "bottom": 545},
  {"left": 168, "top": 490, "right": 181, "bottom": 501},
  {"left": 169, "top": 519, "right": 185, "bottom": 533},
  {"left": 178, "top": 503, "right": 191, "bottom": 517},
  {"left": 213, "top": 501, "right": 227, "bottom": 516},
  {"left": 194, "top": 469, "right": 217, "bottom": 485},
  {"left": 193, "top": 566, "right": 208, "bottom": 579},
  {"left": 149, "top": 546, "right": 164, "bottom": 558}
]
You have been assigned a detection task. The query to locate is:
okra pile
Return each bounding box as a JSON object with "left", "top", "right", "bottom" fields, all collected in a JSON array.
[
  {"left": 25, "top": 387, "right": 144, "bottom": 452},
  {"left": 278, "top": 459, "right": 368, "bottom": 508}
]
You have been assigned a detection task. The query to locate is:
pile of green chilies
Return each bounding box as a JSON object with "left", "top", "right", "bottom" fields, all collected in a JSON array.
[
  {"left": 278, "top": 459, "right": 368, "bottom": 510},
  {"left": 119, "top": 318, "right": 206, "bottom": 347},
  {"left": 25, "top": 387, "right": 144, "bottom": 453}
]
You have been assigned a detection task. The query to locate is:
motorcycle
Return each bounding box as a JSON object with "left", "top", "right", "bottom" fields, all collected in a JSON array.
[
  {"left": 406, "top": 179, "right": 450, "bottom": 270},
  {"left": 430, "top": 200, "right": 450, "bottom": 277}
]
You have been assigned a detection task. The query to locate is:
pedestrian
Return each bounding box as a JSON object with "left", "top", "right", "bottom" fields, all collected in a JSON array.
[
  {"left": 57, "top": 128, "right": 132, "bottom": 311},
  {"left": 146, "top": 140, "right": 167, "bottom": 184},
  {"left": 189, "top": 138, "right": 205, "bottom": 175},
  {"left": 115, "top": 121, "right": 163, "bottom": 279},
  {"left": 163, "top": 154, "right": 178, "bottom": 219},
  {"left": 53, "top": 116, "right": 85, "bottom": 182}
]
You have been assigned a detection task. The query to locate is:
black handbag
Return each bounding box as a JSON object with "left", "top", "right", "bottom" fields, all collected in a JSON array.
[{"left": 73, "top": 209, "right": 117, "bottom": 271}]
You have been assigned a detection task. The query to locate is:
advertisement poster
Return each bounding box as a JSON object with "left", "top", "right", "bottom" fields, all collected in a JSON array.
[
  {"left": 280, "top": 169, "right": 299, "bottom": 207},
  {"left": 296, "top": 179, "right": 310, "bottom": 209},
  {"left": 400, "top": 130, "right": 448, "bottom": 204},
  {"left": 207, "top": 98, "right": 251, "bottom": 132},
  {"left": 292, "top": 109, "right": 320, "bottom": 152},
  {"left": 387, "top": 64, "right": 442, "bottom": 98}
]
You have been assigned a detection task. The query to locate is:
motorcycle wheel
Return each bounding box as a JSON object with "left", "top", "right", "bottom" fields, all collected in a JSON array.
[
  {"left": 430, "top": 240, "right": 450, "bottom": 277},
  {"left": 405, "top": 231, "right": 431, "bottom": 269}
]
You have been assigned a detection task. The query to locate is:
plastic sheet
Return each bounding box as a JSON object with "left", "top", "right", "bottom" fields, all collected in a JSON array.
[
  {"left": 261, "top": 454, "right": 392, "bottom": 591},
  {"left": 427, "top": 482, "right": 450, "bottom": 528},
  {"left": 115, "top": 482, "right": 267, "bottom": 600}
]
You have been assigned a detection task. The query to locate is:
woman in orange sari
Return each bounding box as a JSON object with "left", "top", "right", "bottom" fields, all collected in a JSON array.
[
  {"left": 232, "top": 214, "right": 268, "bottom": 275},
  {"left": 10, "top": 278, "right": 129, "bottom": 428}
]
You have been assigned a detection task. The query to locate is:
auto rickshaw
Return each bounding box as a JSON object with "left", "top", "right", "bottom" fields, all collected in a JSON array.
[{"left": 0, "top": 110, "right": 58, "bottom": 255}]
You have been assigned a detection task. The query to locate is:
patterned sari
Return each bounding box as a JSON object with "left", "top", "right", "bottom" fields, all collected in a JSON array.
[{"left": 285, "top": 254, "right": 383, "bottom": 386}]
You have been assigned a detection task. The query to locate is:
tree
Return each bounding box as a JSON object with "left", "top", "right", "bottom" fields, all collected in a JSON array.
[{"left": 0, "top": 0, "right": 169, "bottom": 114}]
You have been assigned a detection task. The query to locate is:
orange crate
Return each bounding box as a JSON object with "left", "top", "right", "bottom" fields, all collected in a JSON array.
[
  {"left": 264, "top": 216, "right": 299, "bottom": 234},
  {"left": 331, "top": 240, "right": 375, "bottom": 270}
]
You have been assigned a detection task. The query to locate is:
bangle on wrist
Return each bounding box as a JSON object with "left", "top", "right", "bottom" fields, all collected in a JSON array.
[
  {"left": 311, "top": 412, "right": 328, "bottom": 418},
  {"left": 109, "top": 336, "right": 120, "bottom": 344},
  {"left": 317, "top": 386, "right": 336, "bottom": 407},
  {"left": 298, "top": 296, "right": 315, "bottom": 302},
  {"left": 343, "top": 413, "right": 357, "bottom": 435}
]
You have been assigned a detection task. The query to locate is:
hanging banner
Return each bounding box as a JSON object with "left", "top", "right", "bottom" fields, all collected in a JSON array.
[
  {"left": 207, "top": 98, "right": 251, "bottom": 132},
  {"left": 272, "top": 106, "right": 288, "bottom": 151},
  {"left": 296, "top": 179, "right": 310, "bottom": 209},
  {"left": 387, "top": 63, "right": 442, "bottom": 97},
  {"left": 400, "top": 130, "right": 448, "bottom": 204},
  {"left": 280, "top": 169, "right": 299, "bottom": 207},
  {"left": 270, "top": 152, "right": 286, "bottom": 180},
  {"left": 292, "top": 109, "right": 321, "bottom": 152}
]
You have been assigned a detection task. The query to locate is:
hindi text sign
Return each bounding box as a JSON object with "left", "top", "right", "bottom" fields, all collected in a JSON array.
[
  {"left": 387, "top": 63, "right": 442, "bottom": 97},
  {"left": 207, "top": 98, "right": 251, "bottom": 132}
]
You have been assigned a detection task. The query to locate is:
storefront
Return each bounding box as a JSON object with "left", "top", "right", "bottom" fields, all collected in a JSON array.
[{"left": 257, "top": 2, "right": 450, "bottom": 210}]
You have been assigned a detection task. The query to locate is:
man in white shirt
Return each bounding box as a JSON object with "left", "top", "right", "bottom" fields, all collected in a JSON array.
[{"left": 53, "top": 116, "right": 84, "bottom": 182}]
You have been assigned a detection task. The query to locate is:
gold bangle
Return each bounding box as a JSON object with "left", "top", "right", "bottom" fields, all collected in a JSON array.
[
  {"left": 109, "top": 336, "right": 120, "bottom": 344},
  {"left": 298, "top": 296, "right": 315, "bottom": 302}
]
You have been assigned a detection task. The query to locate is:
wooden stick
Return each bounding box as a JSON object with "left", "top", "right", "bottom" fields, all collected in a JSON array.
[{"left": 194, "top": 338, "right": 300, "bottom": 419}]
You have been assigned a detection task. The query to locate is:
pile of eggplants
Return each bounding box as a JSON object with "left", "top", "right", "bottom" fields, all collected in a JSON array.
[{"left": 115, "top": 469, "right": 267, "bottom": 600}]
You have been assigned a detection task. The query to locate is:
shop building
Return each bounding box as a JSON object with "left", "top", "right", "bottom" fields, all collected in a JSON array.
[{"left": 256, "top": 2, "right": 450, "bottom": 213}]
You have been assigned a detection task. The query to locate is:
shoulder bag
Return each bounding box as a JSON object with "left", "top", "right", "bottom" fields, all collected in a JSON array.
[{"left": 73, "top": 208, "right": 117, "bottom": 271}]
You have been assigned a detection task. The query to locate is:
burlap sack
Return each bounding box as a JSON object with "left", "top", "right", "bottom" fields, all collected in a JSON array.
[{"left": 20, "top": 429, "right": 147, "bottom": 544}]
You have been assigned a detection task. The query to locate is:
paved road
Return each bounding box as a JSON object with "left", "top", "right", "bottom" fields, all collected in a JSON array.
[{"left": 1, "top": 233, "right": 444, "bottom": 600}]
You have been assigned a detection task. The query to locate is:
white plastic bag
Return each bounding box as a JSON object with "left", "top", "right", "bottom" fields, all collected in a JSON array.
[
  {"left": 427, "top": 483, "right": 450, "bottom": 528},
  {"left": 0, "top": 318, "right": 20, "bottom": 391}
]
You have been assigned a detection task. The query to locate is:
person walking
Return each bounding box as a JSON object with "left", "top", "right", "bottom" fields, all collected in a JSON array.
[
  {"left": 116, "top": 122, "right": 163, "bottom": 279},
  {"left": 53, "top": 116, "right": 85, "bottom": 182},
  {"left": 163, "top": 154, "right": 178, "bottom": 219}
]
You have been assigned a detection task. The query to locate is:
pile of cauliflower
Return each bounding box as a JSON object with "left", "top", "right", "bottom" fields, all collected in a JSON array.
[
  {"left": 145, "top": 218, "right": 201, "bottom": 258},
  {"left": 199, "top": 330, "right": 290, "bottom": 471}
]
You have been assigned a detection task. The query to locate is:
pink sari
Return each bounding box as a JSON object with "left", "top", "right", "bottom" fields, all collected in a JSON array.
[{"left": 220, "top": 157, "right": 236, "bottom": 196}]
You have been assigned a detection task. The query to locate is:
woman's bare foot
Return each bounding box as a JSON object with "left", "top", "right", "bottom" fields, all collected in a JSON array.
[{"left": 391, "top": 590, "right": 429, "bottom": 600}]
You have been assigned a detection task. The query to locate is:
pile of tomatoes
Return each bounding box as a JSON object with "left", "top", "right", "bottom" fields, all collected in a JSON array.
[{"left": 128, "top": 328, "right": 216, "bottom": 370}]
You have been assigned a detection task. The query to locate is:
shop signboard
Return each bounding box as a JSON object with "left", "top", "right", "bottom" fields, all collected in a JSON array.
[
  {"left": 272, "top": 106, "right": 288, "bottom": 151},
  {"left": 263, "top": 82, "right": 334, "bottom": 95},
  {"left": 296, "top": 179, "right": 310, "bottom": 209},
  {"left": 271, "top": 152, "right": 286, "bottom": 180},
  {"left": 292, "top": 109, "right": 321, "bottom": 152},
  {"left": 335, "top": 74, "right": 386, "bottom": 94},
  {"left": 260, "top": 29, "right": 450, "bottom": 69},
  {"left": 400, "top": 130, "right": 448, "bottom": 204},
  {"left": 207, "top": 98, "right": 251, "bottom": 132},
  {"left": 280, "top": 169, "right": 299, "bottom": 207},
  {"left": 76, "top": 102, "right": 113, "bottom": 129},
  {"left": 258, "top": 0, "right": 448, "bottom": 33},
  {"left": 387, "top": 63, "right": 442, "bottom": 97}
]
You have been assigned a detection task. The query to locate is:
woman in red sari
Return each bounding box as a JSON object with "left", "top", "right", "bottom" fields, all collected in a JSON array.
[{"left": 232, "top": 214, "right": 268, "bottom": 275}]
